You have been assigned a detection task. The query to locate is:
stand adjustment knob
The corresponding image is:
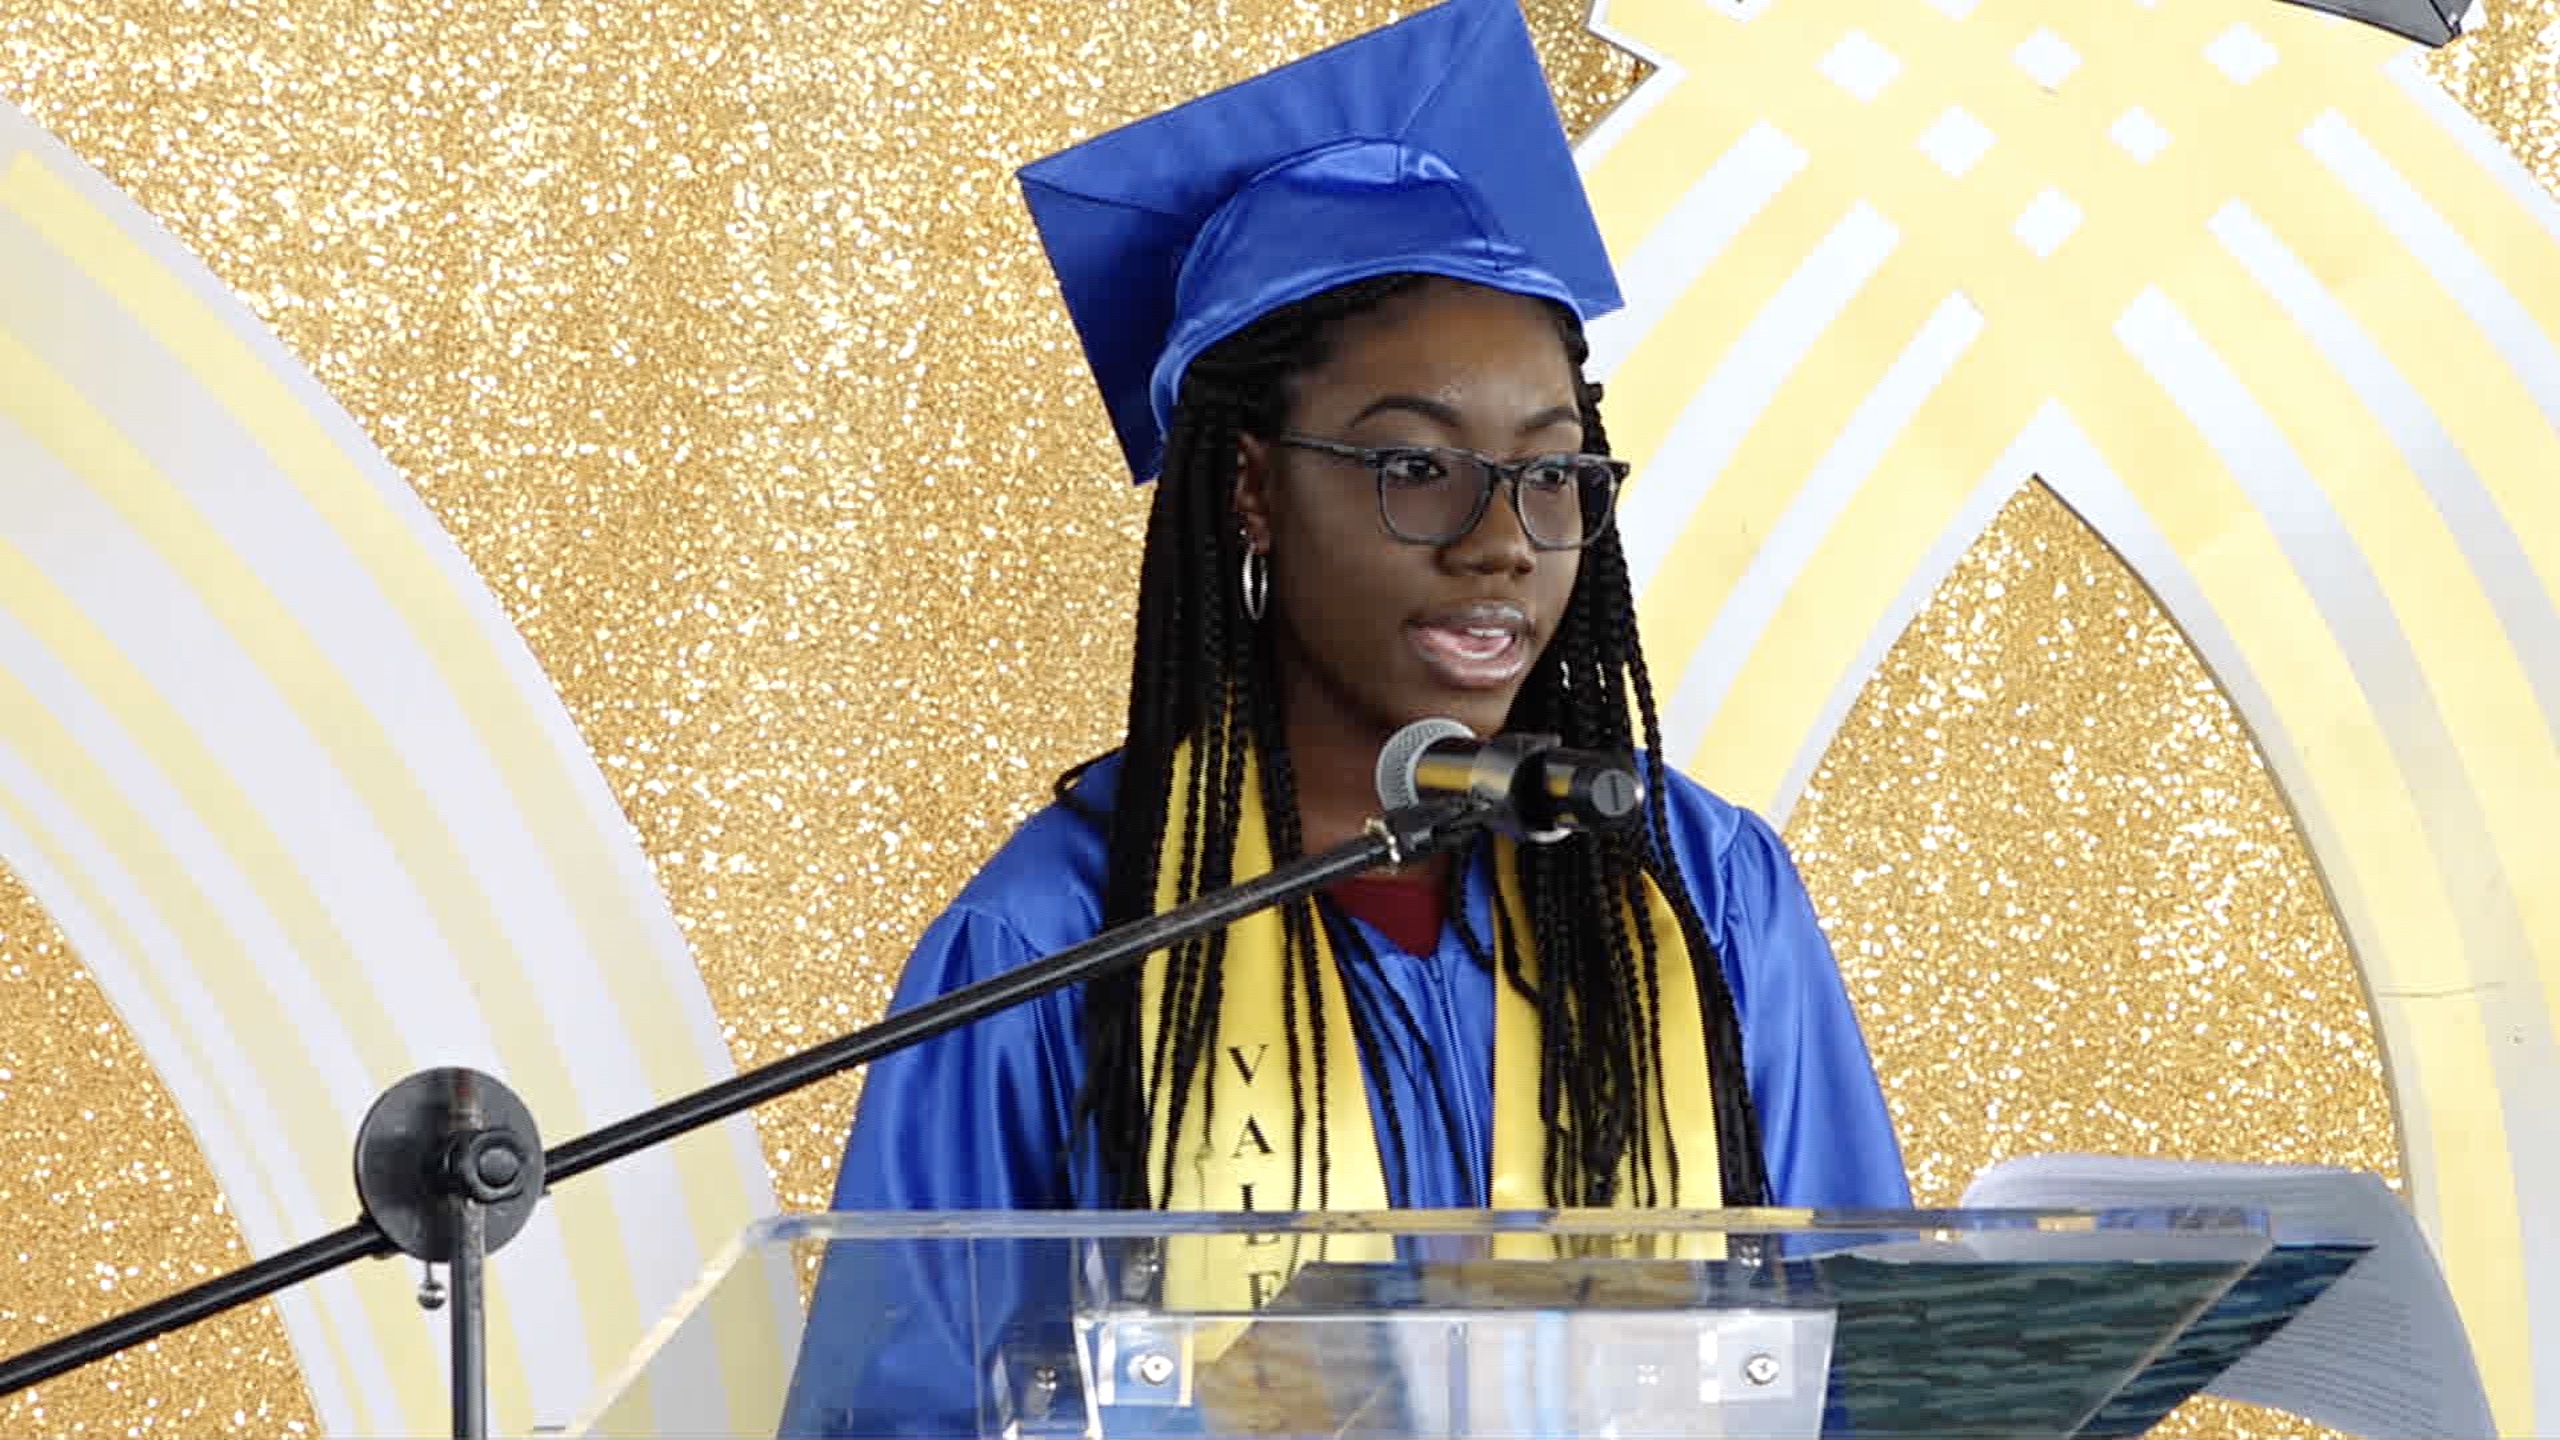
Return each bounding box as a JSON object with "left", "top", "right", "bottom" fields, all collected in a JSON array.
[
  {"left": 447, "top": 1130, "right": 528, "bottom": 1205},
  {"left": 353, "top": 1068, "right": 546, "bottom": 1264}
]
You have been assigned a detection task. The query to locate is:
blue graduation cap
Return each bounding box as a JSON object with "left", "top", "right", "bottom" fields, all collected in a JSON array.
[{"left": 1018, "top": 0, "right": 1623, "bottom": 484}]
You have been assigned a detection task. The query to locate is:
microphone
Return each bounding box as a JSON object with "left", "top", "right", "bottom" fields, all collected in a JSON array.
[{"left": 1374, "top": 717, "right": 1647, "bottom": 840}]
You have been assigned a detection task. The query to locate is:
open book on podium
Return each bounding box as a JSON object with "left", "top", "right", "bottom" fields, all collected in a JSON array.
[{"left": 561, "top": 1160, "right": 2486, "bottom": 1440}]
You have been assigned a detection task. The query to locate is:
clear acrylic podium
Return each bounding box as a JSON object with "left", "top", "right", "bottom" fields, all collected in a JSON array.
[{"left": 566, "top": 1206, "right": 2342, "bottom": 1440}]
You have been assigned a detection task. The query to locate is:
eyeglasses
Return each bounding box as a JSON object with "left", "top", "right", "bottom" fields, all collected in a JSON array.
[{"left": 1273, "top": 434, "right": 1628, "bottom": 552}]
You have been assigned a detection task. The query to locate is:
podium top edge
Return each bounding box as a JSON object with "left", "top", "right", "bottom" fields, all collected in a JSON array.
[{"left": 736, "top": 1203, "right": 2277, "bottom": 1243}]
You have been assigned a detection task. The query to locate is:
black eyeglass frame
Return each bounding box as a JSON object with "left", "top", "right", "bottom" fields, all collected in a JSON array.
[{"left": 1272, "top": 433, "right": 1630, "bottom": 552}]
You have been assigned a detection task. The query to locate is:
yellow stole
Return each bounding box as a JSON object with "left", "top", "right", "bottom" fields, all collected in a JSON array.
[{"left": 1133, "top": 745, "right": 1726, "bottom": 1326}]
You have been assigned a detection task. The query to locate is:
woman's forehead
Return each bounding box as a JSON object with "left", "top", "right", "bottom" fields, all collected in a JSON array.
[{"left": 1294, "top": 287, "right": 1579, "bottom": 414}]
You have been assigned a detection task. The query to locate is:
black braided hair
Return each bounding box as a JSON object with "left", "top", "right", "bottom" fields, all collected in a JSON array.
[{"left": 1066, "top": 273, "right": 1772, "bottom": 1210}]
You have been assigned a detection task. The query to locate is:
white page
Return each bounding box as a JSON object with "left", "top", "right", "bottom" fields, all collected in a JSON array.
[{"left": 1962, "top": 1153, "right": 2495, "bottom": 1440}]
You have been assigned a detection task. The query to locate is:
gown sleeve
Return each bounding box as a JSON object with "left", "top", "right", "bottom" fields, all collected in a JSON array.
[
  {"left": 776, "top": 894, "right": 1095, "bottom": 1437},
  {"left": 826, "top": 904, "right": 1085, "bottom": 1217},
  {"left": 1672, "top": 783, "right": 1913, "bottom": 1211}
]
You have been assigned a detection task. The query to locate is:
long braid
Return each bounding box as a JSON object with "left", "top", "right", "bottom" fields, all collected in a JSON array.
[
  {"left": 1176, "top": 501, "right": 1248, "bottom": 1197},
  {"left": 1557, "top": 547, "right": 1670, "bottom": 1203},
  {"left": 1081, "top": 476, "right": 1188, "bottom": 1206},
  {"left": 1254, "top": 692, "right": 1325, "bottom": 1208},
  {"left": 1570, "top": 359, "right": 1772, "bottom": 1207}
]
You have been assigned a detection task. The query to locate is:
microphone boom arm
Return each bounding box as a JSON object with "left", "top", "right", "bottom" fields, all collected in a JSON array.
[{"left": 0, "top": 794, "right": 1496, "bottom": 1434}]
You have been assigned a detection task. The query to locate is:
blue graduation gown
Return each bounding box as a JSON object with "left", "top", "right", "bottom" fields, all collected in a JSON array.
[{"left": 779, "top": 754, "right": 1908, "bottom": 1435}]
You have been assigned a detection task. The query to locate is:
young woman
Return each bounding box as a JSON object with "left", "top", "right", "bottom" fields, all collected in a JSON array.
[{"left": 781, "top": 0, "right": 1906, "bottom": 1429}]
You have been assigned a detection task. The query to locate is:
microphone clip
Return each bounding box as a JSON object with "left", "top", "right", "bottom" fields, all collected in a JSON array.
[
  {"left": 1364, "top": 795, "right": 1499, "bottom": 867},
  {"left": 1457, "top": 732, "right": 1581, "bottom": 844}
]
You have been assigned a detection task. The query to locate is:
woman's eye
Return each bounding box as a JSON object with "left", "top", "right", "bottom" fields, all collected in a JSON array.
[
  {"left": 1519, "top": 460, "right": 1577, "bottom": 492},
  {"left": 1377, "top": 452, "right": 1449, "bottom": 486}
]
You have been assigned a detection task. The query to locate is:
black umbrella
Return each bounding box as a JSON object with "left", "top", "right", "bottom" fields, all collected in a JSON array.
[{"left": 2273, "top": 0, "right": 2476, "bottom": 46}]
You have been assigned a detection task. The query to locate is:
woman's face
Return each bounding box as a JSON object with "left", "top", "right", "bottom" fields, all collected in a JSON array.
[{"left": 1235, "top": 278, "right": 1586, "bottom": 746}]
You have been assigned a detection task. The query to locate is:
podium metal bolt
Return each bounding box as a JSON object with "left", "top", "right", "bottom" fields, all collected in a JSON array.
[
  {"left": 1743, "top": 1353, "right": 1780, "bottom": 1387},
  {"left": 1129, "top": 1352, "right": 1175, "bottom": 1387},
  {"left": 1023, "top": 1365, "right": 1059, "bottom": 1422}
]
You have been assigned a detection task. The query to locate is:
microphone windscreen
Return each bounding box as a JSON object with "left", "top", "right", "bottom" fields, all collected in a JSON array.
[{"left": 1374, "top": 716, "right": 1475, "bottom": 810}]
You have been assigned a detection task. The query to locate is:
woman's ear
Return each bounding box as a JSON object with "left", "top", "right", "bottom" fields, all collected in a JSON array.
[{"left": 1232, "top": 434, "right": 1276, "bottom": 553}]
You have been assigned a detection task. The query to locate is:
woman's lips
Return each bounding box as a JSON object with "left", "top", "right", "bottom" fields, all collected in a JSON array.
[{"left": 1408, "top": 603, "right": 1531, "bottom": 689}]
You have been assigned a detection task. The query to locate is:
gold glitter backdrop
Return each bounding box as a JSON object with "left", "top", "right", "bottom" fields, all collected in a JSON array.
[
  {"left": 1787, "top": 482, "right": 2401, "bottom": 1440},
  {"left": 2430, "top": 0, "right": 2560, "bottom": 192},
  {"left": 1792, "top": 483, "right": 2402, "bottom": 1205},
  {"left": 0, "top": 0, "right": 2549, "bottom": 1434}
]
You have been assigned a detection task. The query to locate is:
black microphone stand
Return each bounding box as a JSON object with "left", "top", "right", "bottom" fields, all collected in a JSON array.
[{"left": 0, "top": 795, "right": 1497, "bottom": 1439}]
